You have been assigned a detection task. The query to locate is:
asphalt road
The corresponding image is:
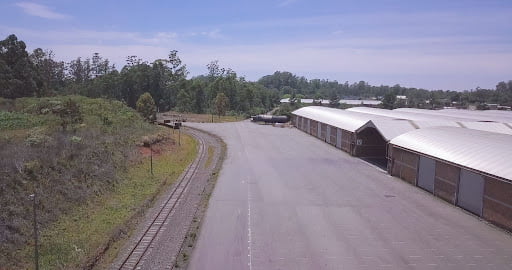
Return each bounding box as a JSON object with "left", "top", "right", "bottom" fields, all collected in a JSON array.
[{"left": 186, "top": 121, "right": 512, "bottom": 270}]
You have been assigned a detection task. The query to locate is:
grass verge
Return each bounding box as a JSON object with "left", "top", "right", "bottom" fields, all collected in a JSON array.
[
  {"left": 173, "top": 129, "right": 226, "bottom": 269},
  {"left": 159, "top": 111, "right": 244, "bottom": 123},
  {"left": 204, "top": 146, "right": 214, "bottom": 169},
  {"left": 23, "top": 133, "right": 197, "bottom": 270}
]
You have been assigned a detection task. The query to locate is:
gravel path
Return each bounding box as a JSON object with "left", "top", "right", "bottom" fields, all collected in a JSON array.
[{"left": 110, "top": 127, "right": 224, "bottom": 270}]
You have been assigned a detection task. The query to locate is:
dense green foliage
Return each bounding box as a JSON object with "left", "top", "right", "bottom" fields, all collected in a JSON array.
[
  {"left": 136, "top": 92, "right": 157, "bottom": 121},
  {"left": 1, "top": 33, "right": 512, "bottom": 116}
]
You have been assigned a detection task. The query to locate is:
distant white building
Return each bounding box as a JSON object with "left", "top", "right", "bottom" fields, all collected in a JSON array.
[
  {"left": 280, "top": 98, "right": 381, "bottom": 106},
  {"left": 396, "top": 95, "right": 408, "bottom": 105}
]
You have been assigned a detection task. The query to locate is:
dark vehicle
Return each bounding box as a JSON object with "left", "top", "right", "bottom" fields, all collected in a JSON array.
[
  {"left": 251, "top": 115, "right": 289, "bottom": 123},
  {"left": 163, "top": 119, "right": 182, "bottom": 129}
]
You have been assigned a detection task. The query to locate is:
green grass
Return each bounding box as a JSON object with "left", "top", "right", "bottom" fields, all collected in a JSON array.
[
  {"left": 204, "top": 145, "right": 214, "bottom": 169},
  {"left": 22, "top": 133, "right": 197, "bottom": 270},
  {"left": 0, "top": 111, "right": 56, "bottom": 130},
  {"left": 161, "top": 111, "right": 245, "bottom": 123}
]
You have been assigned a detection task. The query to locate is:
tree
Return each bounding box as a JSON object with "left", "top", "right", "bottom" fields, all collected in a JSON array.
[
  {"left": 30, "top": 48, "right": 65, "bottom": 97},
  {"left": 0, "top": 34, "right": 38, "bottom": 98},
  {"left": 136, "top": 92, "right": 156, "bottom": 121},
  {"left": 214, "top": 92, "right": 229, "bottom": 117},
  {"left": 176, "top": 89, "right": 192, "bottom": 112},
  {"left": 382, "top": 92, "right": 396, "bottom": 109},
  {"left": 328, "top": 90, "right": 340, "bottom": 108}
]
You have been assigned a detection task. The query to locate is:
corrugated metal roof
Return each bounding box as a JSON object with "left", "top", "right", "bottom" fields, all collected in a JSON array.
[
  {"left": 293, "top": 106, "right": 417, "bottom": 140},
  {"left": 348, "top": 107, "right": 476, "bottom": 122},
  {"left": 293, "top": 107, "right": 512, "bottom": 144},
  {"left": 292, "top": 106, "right": 374, "bottom": 132},
  {"left": 412, "top": 121, "right": 462, "bottom": 129},
  {"left": 459, "top": 122, "right": 512, "bottom": 135},
  {"left": 359, "top": 119, "right": 417, "bottom": 141},
  {"left": 395, "top": 108, "right": 512, "bottom": 123},
  {"left": 390, "top": 126, "right": 512, "bottom": 181}
]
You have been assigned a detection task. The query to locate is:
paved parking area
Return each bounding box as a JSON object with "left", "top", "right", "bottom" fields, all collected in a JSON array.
[{"left": 187, "top": 121, "right": 512, "bottom": 270}]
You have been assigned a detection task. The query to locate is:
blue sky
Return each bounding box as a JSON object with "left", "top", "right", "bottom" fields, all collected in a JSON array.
[{"left": 1, "top": 0, "right": 511, "bottom": 91}]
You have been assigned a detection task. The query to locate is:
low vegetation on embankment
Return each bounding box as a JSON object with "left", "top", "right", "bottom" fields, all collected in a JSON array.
[{"left": 0, "top": 96, "right": 197, "bottom": 269}]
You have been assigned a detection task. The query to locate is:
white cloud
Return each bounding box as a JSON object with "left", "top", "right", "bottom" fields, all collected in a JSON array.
[
  {"left": 41, "top": 39, "right": 512, "bottom": 90},
  {"left": 0, "top": 26, "right": 179, "bottom": 46},
  {"left": 278, "top": 0, "right": 297, "bottom": 7},
  {"left": 15, "top": 2, "right": 70, "bottom": 20}
]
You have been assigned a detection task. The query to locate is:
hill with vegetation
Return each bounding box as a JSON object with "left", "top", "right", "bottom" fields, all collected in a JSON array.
[{"left": 0, "top": 96, "right": 188, "bottom": 268}]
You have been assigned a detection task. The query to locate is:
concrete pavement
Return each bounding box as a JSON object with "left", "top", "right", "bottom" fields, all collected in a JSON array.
[{"left": 187, "top": 121, "right": 512, "bottom": 270}]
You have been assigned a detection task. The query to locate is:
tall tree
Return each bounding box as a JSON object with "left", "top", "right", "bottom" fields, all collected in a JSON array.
[
  {"left": 176, "top": 89, "right": 192, "bottom": 112},
  {"left": 0, "top": 34, "right": 37, "bottom": 98},
  {"left": 214, "top": 92, "right": 229, "bottom": 117},
  {"left": 30, "top": 48, "right": 65, "bottom": 97}
]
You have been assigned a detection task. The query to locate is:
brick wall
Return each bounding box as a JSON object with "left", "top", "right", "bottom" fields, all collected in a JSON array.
[
  {"left": 434, "top": 162, "right": 460, "bottom": 204},
  {"left": 341, "top": 130, "right": 353, "bottom": 153},
  {"left": 483, "top": 177, "right": 512, "bottom": 231},
  {"left": 328, "top": 125, "right": 336, "bottom": 146},
  {"left": 389, "top": 146, "right": 418, "bottom": 185},
  {"left": 310, "top": 120, "right": 318, "bottom": 136},
  {"left": 320, "top": 123, "right": 327, "bottom": 140}
]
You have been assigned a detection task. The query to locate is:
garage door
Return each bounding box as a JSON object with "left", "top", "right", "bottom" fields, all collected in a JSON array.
[
  {"left": 336, "top": 128, "right": 342, "bottom": 148},
  {"left": 457, "top": 169, "right": 484, "bottom": 216},
  {"left": 417, "top": 156, "right": 435, "bottom": 193},
  {"left": 326, "top": 125, "right": 331, "bottom": 143},
  {"left": 306, "top": 119, "right": 310, "bottom": 133}
]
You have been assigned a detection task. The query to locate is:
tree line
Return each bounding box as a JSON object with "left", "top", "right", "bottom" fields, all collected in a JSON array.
[
  {"left": 259, "top": 71, "right": 512, "bottom": 109},
  {"left": 1, "top": 34, "right": 511, "bottom": 115}
]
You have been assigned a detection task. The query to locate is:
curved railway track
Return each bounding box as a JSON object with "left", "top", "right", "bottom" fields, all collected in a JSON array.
[{"left": 118, "top": 129, "right": 207, "bottom": 270}]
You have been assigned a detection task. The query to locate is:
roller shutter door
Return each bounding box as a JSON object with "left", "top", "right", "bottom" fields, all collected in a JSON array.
[
  {"left": 457, "top": 169, "right": 484, "bottom": 216},
  {"left": 417, "top": 156, "right": 435, "bottom": 193},
  {"left": 326, "top": 125, "right": 331, "bottom": 143},
  {"left": 317, "top": 123, "right": 322, "bottom": 138}
]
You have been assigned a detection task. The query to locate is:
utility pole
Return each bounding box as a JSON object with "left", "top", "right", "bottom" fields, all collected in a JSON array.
[
  {"left": 178, "top": 127, "right": 181, "bottom": 146},
  {"left": 150, "top": 143, "right": 153, "bottom": 175},
  {"left": 29, "top": 193, "right": 39, "bottom": 270}
]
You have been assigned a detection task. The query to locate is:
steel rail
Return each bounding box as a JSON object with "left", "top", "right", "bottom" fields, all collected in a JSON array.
[{"left": 118, "top": 130, "right": 207, "bottom": 270}]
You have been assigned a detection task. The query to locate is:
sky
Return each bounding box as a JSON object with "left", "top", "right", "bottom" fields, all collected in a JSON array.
[{"left": 1, "top": 0, "right": 511, "bottom": 91}]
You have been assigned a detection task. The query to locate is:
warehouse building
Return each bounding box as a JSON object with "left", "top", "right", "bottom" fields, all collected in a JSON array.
[
  {"left": 292, "top": 106, "right": 512, "bottom": 232},
  {"left": 292, "top": 106, "right": 416, "bottom": 158},
  {"left": 388, "top": 127, "right": 512, "bottom": 231},
  {"left": 349, "top": 107, "right": 512, "bottom": 135}
]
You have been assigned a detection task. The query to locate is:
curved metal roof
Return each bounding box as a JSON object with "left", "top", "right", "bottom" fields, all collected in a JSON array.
[
  {"left": 390, "top": 126, "right": 512, "bottom": 181},
  {"left": 292, "top": 106, "right": 417, "bottom": 140},
  {"left": 395, "top": 108, "right": 512, "bottom": 123},
  {"left": 348, "top": 107, "right": 477, "bottom": 122},
  {"left": 358, "top": 119, "right": 417, "bottom": 141},
  {"left": 293, "top": 106, "right": 374, "bottom": 131}
]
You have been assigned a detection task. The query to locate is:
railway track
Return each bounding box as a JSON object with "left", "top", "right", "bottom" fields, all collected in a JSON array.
[{"left": 118, "top": 129, "right": 207, "bottom": 270}]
